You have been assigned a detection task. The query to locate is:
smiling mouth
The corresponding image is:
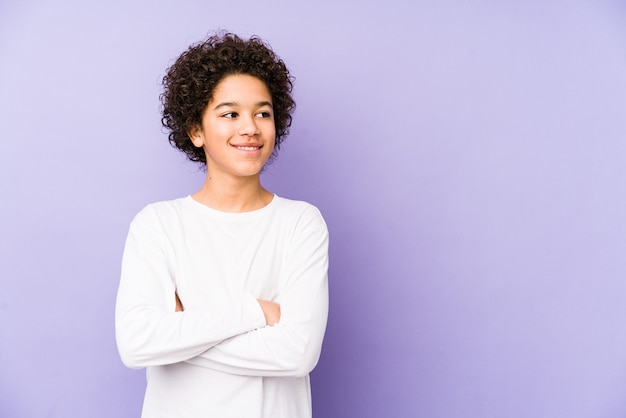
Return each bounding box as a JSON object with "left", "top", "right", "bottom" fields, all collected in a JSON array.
[{"left": 233, "top": 145, "right": 262, "bottom": 150}]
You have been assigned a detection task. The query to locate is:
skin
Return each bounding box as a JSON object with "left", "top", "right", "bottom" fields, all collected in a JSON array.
[
  {"left": 175, "top": 74, "right": 281, "bottom": 325},
  {"left": 188, "top": 74, "right": 276, "bottom": 212}
]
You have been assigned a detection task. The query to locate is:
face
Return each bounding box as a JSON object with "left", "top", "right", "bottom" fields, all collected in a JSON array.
[{"left": 189, "top": 74, "right": 276, "bottom": 179}]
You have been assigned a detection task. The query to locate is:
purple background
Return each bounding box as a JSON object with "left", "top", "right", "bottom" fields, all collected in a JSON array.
[{"left": 1, "top": 1, "right": 626, "bottom": 417}]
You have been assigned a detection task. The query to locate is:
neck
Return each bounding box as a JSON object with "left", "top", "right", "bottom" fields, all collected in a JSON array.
[{"left": 192, "top": 172, "right": 273, "bottom": 212}]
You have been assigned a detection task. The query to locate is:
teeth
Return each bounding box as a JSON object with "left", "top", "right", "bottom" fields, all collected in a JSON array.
[{"left": 236, "top": 146, "right": 260, "bottom": 150}]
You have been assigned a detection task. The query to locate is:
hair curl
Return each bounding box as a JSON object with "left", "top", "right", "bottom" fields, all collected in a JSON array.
[{"left": 160, "top": 32, "right": 295, "bottom": 164}]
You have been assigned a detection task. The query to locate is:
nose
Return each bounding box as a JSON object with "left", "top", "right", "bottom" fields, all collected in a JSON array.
[{"left": 238, "top": 114, "right": 259, "bottom": 137}]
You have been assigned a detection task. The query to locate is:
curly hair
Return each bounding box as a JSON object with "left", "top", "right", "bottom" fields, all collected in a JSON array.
[{"left": 160, "top": 32, "right": 296, "bottom": 165}]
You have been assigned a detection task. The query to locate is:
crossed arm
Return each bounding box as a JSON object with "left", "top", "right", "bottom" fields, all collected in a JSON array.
[
  {"left": 116, "top": 204, "right": 328, "bottom": 377},
  {"left": 176, "top": 293, "right": 281, "bottom": 326}
]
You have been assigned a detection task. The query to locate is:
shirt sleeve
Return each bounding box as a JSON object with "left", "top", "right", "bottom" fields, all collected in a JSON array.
[
  {"left": 184, "top": 206, "right": 329, "bottom": 377},
  {"left": 115, "top": 205, "right": 266, "bottom": 369}
]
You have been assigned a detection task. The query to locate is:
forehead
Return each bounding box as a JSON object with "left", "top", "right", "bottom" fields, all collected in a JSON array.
[{"left": 210, "top": 74, "right": 272, "bottom": 103}]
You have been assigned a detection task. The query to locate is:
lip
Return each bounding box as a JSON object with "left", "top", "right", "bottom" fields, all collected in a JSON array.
[
  {"left": 230, "top": 143, "right": 264, "bottom": 155},
  {"left": 231, "top": 144, "right": 263, "bottom": 150}
]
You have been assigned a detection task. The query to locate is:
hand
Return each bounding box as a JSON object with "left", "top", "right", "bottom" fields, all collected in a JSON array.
[
  {"left": 175, "top": 292, "right": 184, "bottom": 312},
  {"left": 257, "top": 299, "right": 280, "bottom": 326}
]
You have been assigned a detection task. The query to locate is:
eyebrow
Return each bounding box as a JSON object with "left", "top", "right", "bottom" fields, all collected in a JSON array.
[{"left": 212, "top": 101, "right": 273, "bottom": 110}]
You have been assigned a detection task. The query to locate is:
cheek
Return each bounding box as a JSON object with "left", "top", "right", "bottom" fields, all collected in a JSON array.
[
  {"left": 207, "top": 124, "right": 233, "bottom": 142},
  {"left": 267, "top": 131, "right": 277, "bottom": 150},
  {"left": 266, "top": 122, "right": 277, "bottom": 141}
]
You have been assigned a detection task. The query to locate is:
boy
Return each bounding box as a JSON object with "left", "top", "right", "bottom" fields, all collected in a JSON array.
[{"left": 115, "top": 32, "right": 329, "bottom": 418}]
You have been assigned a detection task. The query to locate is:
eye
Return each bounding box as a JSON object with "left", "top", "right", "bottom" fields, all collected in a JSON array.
[
  {"left": 222, "top": 112, "right": 238, "bottom": 119},
  {"left": 256, "top": 111, "right": 273, "bottom": 119}
]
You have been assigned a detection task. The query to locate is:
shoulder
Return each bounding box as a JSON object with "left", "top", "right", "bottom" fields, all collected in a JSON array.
[
  {"left": 272, "top": 196, "right": 327, "bottom": 231},
  {"left": 130, "top": 196, "right": 191, "bottom": 227},
  {"left": 273, "top": 195, "right": 323, "bottom": 216}
]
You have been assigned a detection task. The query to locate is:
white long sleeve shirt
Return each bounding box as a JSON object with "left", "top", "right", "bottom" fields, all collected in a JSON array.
[{"left": 115, "top": 195, "right": 329, "bottom": 418}]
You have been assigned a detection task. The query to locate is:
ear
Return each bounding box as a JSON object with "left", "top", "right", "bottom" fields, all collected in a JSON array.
[{"left": 187, "top": 124, "right": 204, "bottom": 148}]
